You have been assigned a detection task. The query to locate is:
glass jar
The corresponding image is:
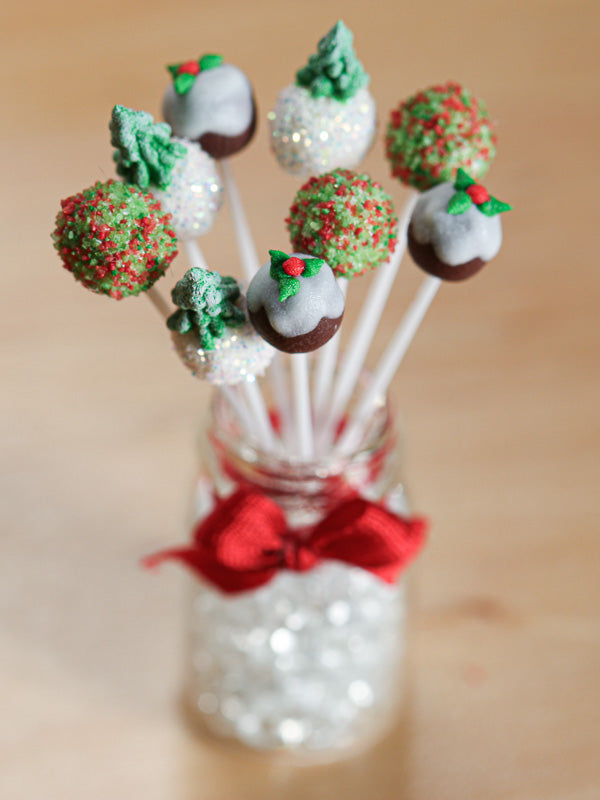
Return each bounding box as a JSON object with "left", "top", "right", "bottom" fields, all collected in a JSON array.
[{"left": 180, "top": 381, "right": 418, "bottom": 758}]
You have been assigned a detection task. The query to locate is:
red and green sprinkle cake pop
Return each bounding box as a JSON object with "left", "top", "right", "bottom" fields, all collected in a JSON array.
[
  {"left": 286, "top": 169, "right": 398, "bottom": 279},
  {"left": 52, "top": 179, "right": 178, "bottom": 299},
  {"left": 386, "top": 81, "right": 497, "bottom": 191}
]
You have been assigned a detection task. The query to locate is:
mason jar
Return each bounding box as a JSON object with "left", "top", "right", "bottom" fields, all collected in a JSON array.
[{"left": 167, "top": 376, "right": 424, "bottom": 759}]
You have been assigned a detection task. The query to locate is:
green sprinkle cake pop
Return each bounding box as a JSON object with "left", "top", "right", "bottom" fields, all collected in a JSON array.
[
  {"left": 386, "top": 81, "right": 497, "bottom": 191},
  {"left": 286, "top": 169, "right": 398, "bottom": 279},
  {"left": 52, "top": 180, "right": 178, "bottom": 299}
]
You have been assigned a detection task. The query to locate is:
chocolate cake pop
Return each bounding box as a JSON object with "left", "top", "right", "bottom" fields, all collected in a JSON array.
[
  {"left": 162, "top": 54, "right": 256, "bottom": 159},
  {"left": 386, "top": 81, "right": 497, "bottom": 191},
  {"left": 168, "top": 268, "right": 273, "bottom": 385},
  {"left": 407, "top": 169, "right": 511, "bottom": 281},
  {"left": 52, "top": 179, "right": 177, "bottom": 299},
  {"left": 286, "top": 169, "right": 398, "bottom": 279},
  {"left": 268, "top": 21, "right": 375, "bottom": 176},
  {"left": 110, "top": 105, "right": 223, "bottom": 241},
  {"left": 247, "top": 250, "right": 345, "bottom": 353}
]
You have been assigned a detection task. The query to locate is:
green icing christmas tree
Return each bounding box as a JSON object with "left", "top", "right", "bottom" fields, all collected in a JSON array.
[
  {"left": 167, "top": 268, "right": 246, "bottom": 351},
  {"left": 110, "top": 105, "right": 186, "bottom": 191},
  {"left": 295, "top": 20, "right": 369, "bottom": 102}
]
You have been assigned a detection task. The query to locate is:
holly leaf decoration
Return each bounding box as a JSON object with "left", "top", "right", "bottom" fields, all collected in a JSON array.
[
  {"left": 278, "top": 276, "right": 301, "bottom": 301},
  {"left": 268, "top": 250, "right": 290, "bottom": 273},
  {"left": 447, "top": 191, "right": 473, "bottom": 215},
  {"left": 478, "top": 197, "right": 513, "bottom": 217},
  {"left": 173, "top": 72, "right": 196, "bottom": 95},
  {"left": 454, "top": 168, "right": 476, "bottom": 192},
  {"left": 199, "top": 53, "right": 224, "bottom": 71},
  {"left": 299, "top": 257, "right": 324, "bottom": 277}
]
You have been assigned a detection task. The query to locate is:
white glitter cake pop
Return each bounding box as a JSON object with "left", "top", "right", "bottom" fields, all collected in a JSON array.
[
  {"left": 167, "top": 268, "right": 274, "bottom": 386},
  {"left": 172, "top": 322, "right": 274, "bottom": 386},
  {"left": 268, "top": 22, "right": 375, "bottom": 177},
  {"left": 153, "top": 138, "right": 223, "bottom": 240},
  {"left": 110, "top": 105, "right": 223, "bottom": 240}
]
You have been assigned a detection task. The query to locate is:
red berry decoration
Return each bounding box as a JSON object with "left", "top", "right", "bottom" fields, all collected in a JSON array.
[
  {"left": 178, "top": 61, "right": 200, "bottom": 76},
  {"left": 282, "top": 257, "right": 305, "bottom": 277},
  {"left": 466, "top": 184, "right": 490, "bottom": 204}
]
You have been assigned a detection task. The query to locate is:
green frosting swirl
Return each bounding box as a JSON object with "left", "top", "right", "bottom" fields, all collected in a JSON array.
[
  {"left": 295, "top": 21, "right": 368, "bottom": 102},
  {"left": 167, "top": 268, "right": 246, "bottom": 350},
  {"left": 110, "top": 105, "right": 186, "bottom": 191}
]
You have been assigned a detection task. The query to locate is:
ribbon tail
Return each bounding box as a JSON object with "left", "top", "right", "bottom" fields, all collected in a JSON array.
[{"left": 141, "top": 546, "right": 199, "bottom": 572}]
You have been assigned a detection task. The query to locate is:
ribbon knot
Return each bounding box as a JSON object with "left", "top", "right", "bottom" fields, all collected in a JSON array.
[{"left": 143, "top": 488, "right": 427, "bottom": 595}]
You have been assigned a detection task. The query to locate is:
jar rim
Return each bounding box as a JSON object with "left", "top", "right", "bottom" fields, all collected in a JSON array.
[{"left": 207, "top": 380, "right": 396, "bottom": 480}]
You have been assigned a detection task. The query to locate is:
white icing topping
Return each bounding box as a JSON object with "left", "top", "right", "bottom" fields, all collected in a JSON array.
[
  {"left": 411, "top": 182, "right": 503, "bottom": 265},
  {"left": 247, "top": 254, "right": 345, "bottom": 338},
  {"left": 163, "top": 63, "right": 254, "bottom": 140}
]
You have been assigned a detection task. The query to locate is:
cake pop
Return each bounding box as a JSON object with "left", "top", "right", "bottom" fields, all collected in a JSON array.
[
  {"left": 386, "top": 81, "right": 497, "bottom": 191},
  {"left": 110, "top": 105, "right": 223, "bottom": 241},
  {"left": 167, "top": 268, "right": 274, "bottom": 385},
  {"left": 247, "top": 250, "right": 345, "bottom": 353},
  {"left": 268, "top": 21, "right": 375, "bottom": 177},
  {"left": 286, "top": 169, "right": 398, "bottom": 279},
  {"left": 407, "top": 169, "right": 511, "bottom": 281},
  {"left": 52, "top": 179, "right": 177, "bottom": 299},
  {"left": 162, "top": 54, "right": 256, "bottom": 159}
]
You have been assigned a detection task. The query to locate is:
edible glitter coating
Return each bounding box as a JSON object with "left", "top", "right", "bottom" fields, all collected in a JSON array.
[
  {"left": 268, "top": 84, "right": 375, "bottom": 177},
  {"left": 386, "top": 81, "right": 497, "bottom": 191},
  {"left": 295, "top": 20, "right": 369, "bottom": 101},
  {"left": 153, "top": 139, "right": 223, "bottom": 240},
  {"left": 52, "top": 180, "right": 177, "bottom": 299},
  {"left": 110, "top": 105, "right": 186, "bottom": 191},
  {"left": 286, "top": 169, "right": 398, "bottom": 278},
  {"left": 172, "top": 322, "right": 274, "bottom": 385}
]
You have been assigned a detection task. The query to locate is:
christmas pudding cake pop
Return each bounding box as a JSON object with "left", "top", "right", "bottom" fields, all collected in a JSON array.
[
  {"left": 168, "top": 268, "right": 274, "bottom": 385},
  {"left": 268, "top": 21, "right": 375, "bottom": 177},
  {"left": 110, "top": 104, "right": 223, "bottom": 241},
  {"left": 386, "top": 81, "right": 497, "bottom": 191},
  {"left": 52, "top": 179, "right": 177, "bottom": 299},
  {"left": 408, "top": 169, "right": 511, "bottom": 281},
  {"left": 286, "top": 169, "right": 398, "bottom": 279},
  {"left": 247, "top": 250, "right": 345, "bottom": 353},
  {"left": 162, "top": 54, "right": 256, "bottom": 159}
]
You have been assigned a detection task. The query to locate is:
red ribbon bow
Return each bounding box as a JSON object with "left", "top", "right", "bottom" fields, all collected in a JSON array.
[{"left": 143, "top": 488, "right": 427, "bottom": 594}]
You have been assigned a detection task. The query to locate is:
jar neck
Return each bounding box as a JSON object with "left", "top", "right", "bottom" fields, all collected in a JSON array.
[{"left": 203, "top": 390, "right": 400, "bottom": 525}]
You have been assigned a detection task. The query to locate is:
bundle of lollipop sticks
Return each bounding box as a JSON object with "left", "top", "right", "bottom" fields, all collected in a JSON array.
[{"left": 52, "top": 22, "right": 510, "bottom": 464}]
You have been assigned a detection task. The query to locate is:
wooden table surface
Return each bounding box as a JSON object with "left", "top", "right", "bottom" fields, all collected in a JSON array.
[{"left": 2, "top": 1, "right": 599, "bottom": 798}]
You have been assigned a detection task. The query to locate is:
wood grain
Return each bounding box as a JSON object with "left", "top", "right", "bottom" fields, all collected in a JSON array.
[{"left": 1, "top": 1, "right": 599, "bottom": 798}]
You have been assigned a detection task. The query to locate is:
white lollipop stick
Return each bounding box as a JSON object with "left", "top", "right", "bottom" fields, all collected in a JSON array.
[
  {"left": 269, "top": 353, "right": 295, "bottom": 451},
  {"left": 336, "top": 275, "right": 442, "bottom": 455},
  {"left": 318, "top": 191, "right": 418, "bottom": 448},
  {"left": 146, "top": 286, "right": 171, "bottom": 320},
  {"left": 220, "top": 385, "right": 255, "bottom": 438},
  {"left": 222, "top": 159, "right": 260, "bottom": 282},
  {"left": 312, "top": 279, "right": 349, "bottom": 425},
  {"left": 182, "top": 238, "right": 208, "bottom": 269},
  {"left": 240, "top": 379, "right": 280, "bottom": 453},
  {"left": 291, "top": 353, "right": 314, "bottom": 460}
]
